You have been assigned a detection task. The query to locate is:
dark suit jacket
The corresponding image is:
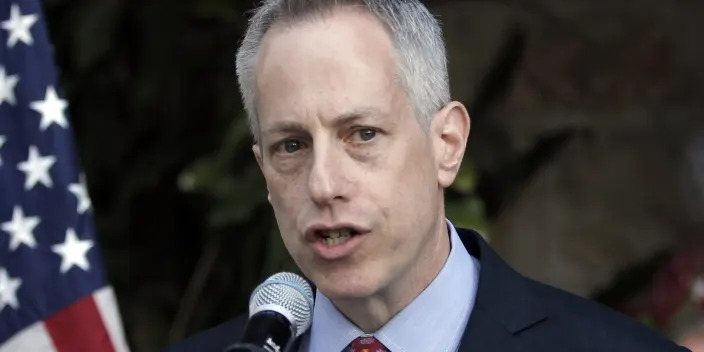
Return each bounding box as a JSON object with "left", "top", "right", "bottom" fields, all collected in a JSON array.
[{"left": 166, "top": 228, "right": 691, "bottom": 352}]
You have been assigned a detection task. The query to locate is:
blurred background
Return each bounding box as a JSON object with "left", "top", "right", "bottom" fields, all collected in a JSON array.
[{"left": 35, "top": 0, "right": 704, "bottom": 350}]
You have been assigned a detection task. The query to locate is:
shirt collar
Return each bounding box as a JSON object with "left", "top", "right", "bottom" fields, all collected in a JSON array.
[{"left": 308, "top": 219, "right": 480, "bottom": 352}]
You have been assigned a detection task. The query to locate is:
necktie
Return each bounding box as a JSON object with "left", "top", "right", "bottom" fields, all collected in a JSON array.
[{"left": 345, "top": 335, "right": 391, "bottom": 352}]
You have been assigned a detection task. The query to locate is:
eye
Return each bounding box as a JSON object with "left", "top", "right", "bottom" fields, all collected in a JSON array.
[
  {"left": 275, "top": 139, "right": 304, "bottom": 154},
  {"left": 352, "top": 128, "right": 378, "bottom": 142}
]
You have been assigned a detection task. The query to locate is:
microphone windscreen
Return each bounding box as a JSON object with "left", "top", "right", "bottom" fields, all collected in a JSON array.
[{"left": 249, "top": 272, "right": 314, "bottom": 337}]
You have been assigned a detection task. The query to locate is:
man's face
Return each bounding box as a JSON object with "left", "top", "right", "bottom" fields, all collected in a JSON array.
[{"left": 253, "top": 9, "right": 445, "bottom": 300}]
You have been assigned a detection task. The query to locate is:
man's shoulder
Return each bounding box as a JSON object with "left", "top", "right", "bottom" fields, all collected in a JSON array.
[
  {"left": 454, "top": 227, "right": 688, "bottom": 351},
  {"left": 164, "top": 314, "right": 247, "bottom": 352},
  {"left": 524, "top": 278, "right": 688, "bottom": 351}
]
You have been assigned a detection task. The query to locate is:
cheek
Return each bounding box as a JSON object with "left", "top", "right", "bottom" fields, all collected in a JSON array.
[
  {"left": 266, "top": 170, "right": 308, "bottom": 225},
  {"left": 270, "top": 193, "right": 306, "bottom": 256},
  {"left": 270, "top": 186, "right": 303, "bottom": 220},
  {"left": 384, "top": 140, "right": 436, "bottom": 197},
  {"left": 380, "top": 142, "right": 438, "bottom": 229}
]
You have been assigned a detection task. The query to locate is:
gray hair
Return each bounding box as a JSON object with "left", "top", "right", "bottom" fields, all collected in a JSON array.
[{"left": 235, "top": 0, "right": 451, "bottom": 140}]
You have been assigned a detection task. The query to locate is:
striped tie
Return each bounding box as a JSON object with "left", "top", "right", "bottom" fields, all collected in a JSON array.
[{"left": 344, "top": 335, "right": 391, "bottom": 352}]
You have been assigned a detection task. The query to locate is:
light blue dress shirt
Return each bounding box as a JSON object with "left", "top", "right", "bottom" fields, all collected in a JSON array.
[{"left": 304, "top": 220, "right": 480, "bottom": 352}]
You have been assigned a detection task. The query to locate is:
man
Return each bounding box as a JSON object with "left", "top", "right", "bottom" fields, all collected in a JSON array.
[{"left": 167, "top": 0, "right": 690, "bottom": 351}]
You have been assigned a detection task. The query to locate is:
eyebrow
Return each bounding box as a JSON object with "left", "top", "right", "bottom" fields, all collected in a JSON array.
[
  {"left": 262, "top": 121, "right": 308, "bottom": 137},
  {"left": 262, "top": 106, "right": 387, "bottom": 137},
  {"left": 331, "top": 106, "right": 387, "bottom": 126}
]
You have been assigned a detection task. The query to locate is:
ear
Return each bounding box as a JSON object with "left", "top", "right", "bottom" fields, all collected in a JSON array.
[
  {"left": 431, "top": 101, "right": 471, "bottom": 188},
  {"left": 252, "top": 144, "right": 264, "bottom": 170}
]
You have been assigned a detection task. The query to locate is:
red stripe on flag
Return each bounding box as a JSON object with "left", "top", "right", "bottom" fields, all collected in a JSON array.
[{"left": 44, "top": 294, "right": 117, "bottom": 352}]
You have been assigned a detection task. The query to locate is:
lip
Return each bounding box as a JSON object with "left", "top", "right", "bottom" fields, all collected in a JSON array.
[{"left": 304, "top": 222, "right": 371, "bottom": 260}]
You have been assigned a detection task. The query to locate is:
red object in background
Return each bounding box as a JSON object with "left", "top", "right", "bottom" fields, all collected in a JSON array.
[{"left": 642, "top": 240, "right": 704, "bottom": 327}]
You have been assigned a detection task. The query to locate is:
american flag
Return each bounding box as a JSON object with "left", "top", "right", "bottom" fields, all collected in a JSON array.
[{"left": 0, "top": 0, "right": 129, "bottom": 351}]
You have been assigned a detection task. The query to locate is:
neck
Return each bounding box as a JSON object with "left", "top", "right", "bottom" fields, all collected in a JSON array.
[{"left": 332, "top": 212, "right": 451, "bottom": 333}]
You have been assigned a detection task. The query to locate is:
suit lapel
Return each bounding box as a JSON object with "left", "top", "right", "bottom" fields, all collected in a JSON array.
[
  {"left": 458, "top": 308, "right": 521, "bottom": 352},
  {"left": 456, "top": 228, "right": 548, "bottom": 352}
]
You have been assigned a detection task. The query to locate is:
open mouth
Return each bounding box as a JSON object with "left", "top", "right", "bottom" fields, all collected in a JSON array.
[{"left": 316, "top": 228, "right": 361, "bottom": 246}]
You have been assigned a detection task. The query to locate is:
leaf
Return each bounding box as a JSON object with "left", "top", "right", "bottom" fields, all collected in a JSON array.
[{"left": 446, "top": 196, "right": 490, "bottom": 241}]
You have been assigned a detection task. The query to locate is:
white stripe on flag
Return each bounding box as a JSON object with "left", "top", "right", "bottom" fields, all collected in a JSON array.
[
  {"left": 94, "top": 287, "right": 131, "bottom": 352},
  {"left": 0, "top": 321, "right": 56, "bottom": 352}
]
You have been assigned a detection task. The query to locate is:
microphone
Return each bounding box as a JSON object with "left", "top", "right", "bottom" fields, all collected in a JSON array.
[{"left": 224, "top": 272, "right": 314, "bottom": 352}]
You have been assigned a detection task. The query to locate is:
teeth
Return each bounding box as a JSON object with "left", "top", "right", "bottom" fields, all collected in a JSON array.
[
  {"left": 321, "top": 228, "right": 353, "bottom": 246},
  {"left": 322, "top": 235, "right": 351, "bottom": 246},
  {"left": 325, "top": 228, "right": 351, "bottom": 239}
]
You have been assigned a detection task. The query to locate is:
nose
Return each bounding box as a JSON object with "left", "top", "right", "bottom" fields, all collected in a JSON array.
[{"left": 307, "top": 142, "right": 348, "bottom": 206}]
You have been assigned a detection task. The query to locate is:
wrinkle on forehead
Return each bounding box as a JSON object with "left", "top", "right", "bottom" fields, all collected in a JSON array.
[{"left": 254, "top": 7, "right": 402, "bottom": 131}]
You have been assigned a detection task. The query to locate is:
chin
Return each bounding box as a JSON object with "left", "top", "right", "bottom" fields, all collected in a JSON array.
[
  {"left": 317, "top": 281, "right": 378, "bottom": 301},
  {"left": 309, "top": 267, "right": 383, "bottom": 300}
]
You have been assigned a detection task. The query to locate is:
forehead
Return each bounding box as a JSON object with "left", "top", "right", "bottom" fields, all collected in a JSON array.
[{"left": 254, "top": 8, "right": 401, "bottom": 129}]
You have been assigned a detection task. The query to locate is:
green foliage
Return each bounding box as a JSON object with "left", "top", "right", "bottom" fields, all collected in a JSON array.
[
  {"left": 179, "top": 116, "right": 267, "bottom": 228},
  {"left": 179, "top": 111, "right": 300, "bottom": 275},
  {"left": 446, "top": 159, "right": 490, "bottom": 239}
]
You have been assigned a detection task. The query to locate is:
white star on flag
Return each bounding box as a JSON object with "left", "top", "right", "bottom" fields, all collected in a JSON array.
[
  {"left": 51, "top": 228, "right": 94, "bottom": 274},
  {"left": 68, "top": 175, "right": 92, "bottom": 214},
  {"left": 1, "top": 206, "right": 40, "bottom": 251},
  {"left": 0, "top": 135, "right": 6, "bottom": 166},
  {"left": 0, "top": 3, "right": 37, "bottom": 48},
  {"left": 30, "top": 86, "right": 69, "bottom": 130},
  {"left": 17, "top": 145, "right": 56, "bottom": 190},
  {"left": 0, "top": 267, "right": 22, "bottom": 312},
  {"left": 0, "top": 66, "right": 19, "bottom": 105}
]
